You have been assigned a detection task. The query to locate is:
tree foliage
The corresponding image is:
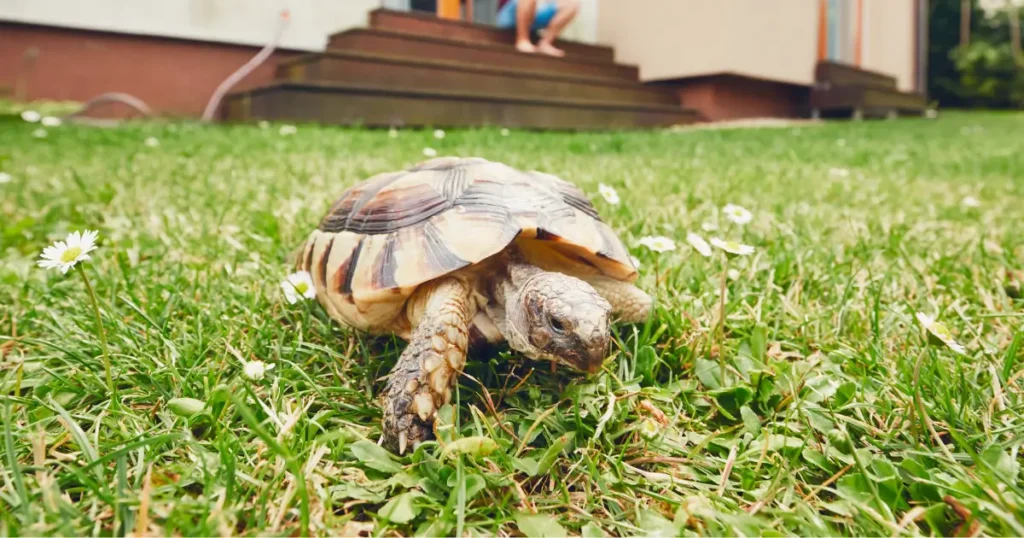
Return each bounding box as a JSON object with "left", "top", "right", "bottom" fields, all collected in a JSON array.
[{"left": 929, "top": 0, "right": 1024, "bottom": 107}]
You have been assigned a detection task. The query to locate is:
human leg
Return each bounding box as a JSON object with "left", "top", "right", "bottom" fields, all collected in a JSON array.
[
  {"left": 536, "top": 0, "right": 580, "bottom": 57},
  {"left": 514, "top": 0, "right": 539, "bottom": 53}
]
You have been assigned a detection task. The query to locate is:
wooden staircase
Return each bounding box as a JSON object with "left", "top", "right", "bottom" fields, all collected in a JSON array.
[
  {"left": 810, "top": 61, "right": 928, "bottom": 120},
  {"left": 221, "top": 9, "right": 700, "bottom": 130}
]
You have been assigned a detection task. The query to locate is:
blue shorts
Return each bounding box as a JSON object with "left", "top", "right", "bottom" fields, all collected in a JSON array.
[{"left": 496, "top": 1, "right": 558, "bottom": 31}]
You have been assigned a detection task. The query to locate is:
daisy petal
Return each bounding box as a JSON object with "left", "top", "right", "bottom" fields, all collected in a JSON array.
[
  {"left": 282, "top": 271, "right": 316, "bottom": 304},
  {"left": 710, "top": 237, "right": 755, "bottom": 256},
  {"left": 686, "top": 233, "right": 712, "bottom": 257},
  {"left": 637, "top": 235, "right": 676, "bottom": 253},
  {"left": 598, "top": 184, "right": 620, "bottom": 205},
  {"left": 723, "top": 204, "right": 753, "bottom": 225}
]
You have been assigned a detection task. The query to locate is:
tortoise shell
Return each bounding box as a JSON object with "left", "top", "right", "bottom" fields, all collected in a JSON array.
[{"left": 297, "top": 157, "right": 637, "bottom": 333}]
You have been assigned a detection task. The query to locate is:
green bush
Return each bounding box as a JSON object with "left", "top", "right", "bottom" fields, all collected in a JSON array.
[
  {"left": 928, "top": 0, "right": 1024, "bottom": 108},
  {"left": 948, "top": 42, "right": 1024, "bottom": 107}
]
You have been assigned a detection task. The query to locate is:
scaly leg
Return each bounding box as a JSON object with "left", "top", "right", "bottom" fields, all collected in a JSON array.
[
  {"left": 582, "top": 275, "right": 653, "bottom": 323},
  {"left": 381, "top": 278, "right": 470, "bottom": 454}
]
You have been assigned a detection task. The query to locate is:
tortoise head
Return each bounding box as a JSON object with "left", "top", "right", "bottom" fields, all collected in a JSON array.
[{"left": 506, "top": 273, "right": 612, "bottom": 374}]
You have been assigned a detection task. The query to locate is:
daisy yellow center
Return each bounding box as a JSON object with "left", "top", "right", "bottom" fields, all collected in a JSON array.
[
  {"left": 61, "top": 247, "right": 82, "bottom": 263},
  {"left": 294, "top": 282, "right": 308, "bottom": 294},
  {"left": 929, "top": 323, "right": 953, "bottom": 340}
]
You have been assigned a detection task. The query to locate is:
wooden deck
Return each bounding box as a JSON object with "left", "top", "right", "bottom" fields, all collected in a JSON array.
[
  {"left": 810, "top": 61, "right": 927, "bottom": 119},
  {"left": 367, "top": 8, "right": 614, "bottom": 62},
  {"left": 222, "top": 9, "right": 699, "bottom": 130}
]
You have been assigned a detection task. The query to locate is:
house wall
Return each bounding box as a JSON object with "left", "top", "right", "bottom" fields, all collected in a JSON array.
[
  {"left": 0, "top": 0, "right": 377, "bottom": 52},
  {"left": 0, "top": 22, "right": 301, "bottom": 117},
  {"left": 563, "top": 0, "right": 599, "bottom": 44},
  {"left": 0, "top": 0, "right": 603, "bottom": 117},
  {"left": 0, "top": 0, "right": 601, "bottom": 48},
  {"left": 862, "top": 0, "right": 916, "bottom": 91},
  {"left": 668, "top": 75, "right": 810, "bottom": 121},
  {"left": 596, "top": 0, "right": 820, "bottom": 85},
  {"left": 596, "top": 0, "right": 917, "bottom": 89}
]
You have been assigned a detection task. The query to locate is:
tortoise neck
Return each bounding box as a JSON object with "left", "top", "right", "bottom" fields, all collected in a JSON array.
[
  {"left": 487, "top": 252, "right": 546, "bottom": 356},
  {"left": 502, "top": 248, "right": 544, "bottom": 289},
  {"left": 507, "top": 261, "right": 545, "bottom": 288},
  {"left": 487, "top": 249, "right": 543, "bottom": 309}
]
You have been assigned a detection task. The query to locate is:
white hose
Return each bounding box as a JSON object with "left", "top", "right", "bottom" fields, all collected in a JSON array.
[
  {"left": 201, "top": 10, "right": 291, "bottom": 122},
  {"left": 63, "top": 92, "right": 154, "bottom": 121}
]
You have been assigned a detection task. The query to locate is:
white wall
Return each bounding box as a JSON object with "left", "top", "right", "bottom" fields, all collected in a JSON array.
[
  {"left": 597, "top": 0, "right": 917, "bottom": 89},
  {"left": 0, "top": 0, "right": 379, "bottom": 51},
  {"left": 863, "top": 0, "right": 916, "bottom": 91},
  {"left": 0, "top": 0, "right": 600, "bottom": 49},
  {"left": 560, "top": 0, "right": 599, "bottom": 44},
  {"left": 597, "top": 0, "right": 820, "bottom": 85}
]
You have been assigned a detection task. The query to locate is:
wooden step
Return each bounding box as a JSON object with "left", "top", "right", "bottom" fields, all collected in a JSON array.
[
  {"left": 810, "top": 85, "right": 927, "bottom": 118},
  {"left": 327, "top": 28, "right": 638, "bottom": 81},
  {"left": 222, "top": 82, "right": 699, "bottom": 130},
  {"left": 815, "top": 61, "right": 897, "bottom": 91},
  {"left": 278, "top": 50, "right": 677, "bottom": 107},
  {"left": 368, "top": 8, "right": 614, "bottom": 63}
]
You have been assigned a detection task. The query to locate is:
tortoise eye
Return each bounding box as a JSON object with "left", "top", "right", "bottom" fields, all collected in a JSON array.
[{"left": 549, "top": 316, "right": 566, "bottom": 334}]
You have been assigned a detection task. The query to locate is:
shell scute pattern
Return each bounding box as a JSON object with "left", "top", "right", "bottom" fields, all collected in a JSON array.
[{"left": 299, "top": 157, "right": 636, "bottom": 333}]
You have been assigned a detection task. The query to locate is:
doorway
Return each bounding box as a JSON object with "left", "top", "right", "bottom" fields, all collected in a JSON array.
[{"left": 383, "top": 0, "right": 498, "bottom": 25}]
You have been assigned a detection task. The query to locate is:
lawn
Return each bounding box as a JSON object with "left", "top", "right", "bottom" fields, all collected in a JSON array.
[{"left": 1, "top": 111, "right": 1023, "bottom": 537}]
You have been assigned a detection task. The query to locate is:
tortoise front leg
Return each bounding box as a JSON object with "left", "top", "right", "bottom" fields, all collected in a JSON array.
[
  {"left": 582, "top": 275, "right": 652, "bottom": 324},
  {"left": 381, "top": 278, "right": 470, "bottom": 454}
]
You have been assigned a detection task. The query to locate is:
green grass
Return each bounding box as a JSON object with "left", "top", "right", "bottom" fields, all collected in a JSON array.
[{"left": 2, "top": 112, "right": 1023, "bottom": 537}]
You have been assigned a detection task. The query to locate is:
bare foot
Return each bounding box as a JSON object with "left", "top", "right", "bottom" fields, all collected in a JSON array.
[
  {"left": 536, "top": 42, "right": 566, "bottom": 57},
  {"left": 515, "top": 40, "right": 537, "bottom": 54}
]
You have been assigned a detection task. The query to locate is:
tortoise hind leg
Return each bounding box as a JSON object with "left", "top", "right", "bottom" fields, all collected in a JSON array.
[
  {"left": 582, "top": 275, "right": 652, "bottom": 324},
  {"left": 382, "top": 278, "right": 470, "bottom": 454}
]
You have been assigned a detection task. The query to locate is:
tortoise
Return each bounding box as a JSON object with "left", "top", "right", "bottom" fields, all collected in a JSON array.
[{"left": 296, "top": 156, "right": 652, "bottom": 453}]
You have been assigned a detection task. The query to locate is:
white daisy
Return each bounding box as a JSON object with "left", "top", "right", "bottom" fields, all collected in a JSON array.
[
  {"left": 37, "top": 230, "right": 99, "bottom": 274},
  {"left": 41, "top": 116, "right": 62, "bottom": 127},
  {"left": 630, "top": 255, "right": 641, "bottom": 269},
  {"left": 279, "top": 125, "right": 297, "bottom": 136},
  {"left": 638, "top": 417, "right": 660, "bottom": 440},
  {"left": 984, "top": 239, "right": 1003, "bottom": 256},
  {"left": 727, "top": 269, "right": 740, "bottom": 280},
  {"left": 0, "top": 172, "right": 11, "bottom": 184},
  {"left": 144, "top": 137, "right": 160, "bottom": 148},
  {"left": 915, "top": 313, "right": 966, "bottom": 355},
  {"left": 961, "top": 196, "right": 981, "bottom": 208},
  {"left": 710, "top": 237, "right": 755, "bottom": 256},
  {"left": 638, "top": 236, "right": 676, "bottom": 253},
  {"left": 433, "top": 129, "right": 446, "bottom": 140},
  {"left": 21, "top": 110, "right": 41, "bottom": 123},
  {"left": 598, "top": 184, "right": 620, "bottom": 205},
  {"left": 701, "top": 221, "right": 718, "bottom": 232},
  {"left": 32, "top": 128, "right": 47, "bottom": 139},
  {"left": 258, "top": 120, "right": 270, "bottom": 129},
  {"left": 389, "top": 127, "right": 399, "bottom": 138},
  {"left": 243, "top": 359, "right": 275, "bottom": 380},
  {"left": 423, "top": 147, "right": 438, "bottom": 158},
  {"left": 281, "top": 271, "right": 316, "bottom": 304},
  {"left": 686, "top": 233, "right": 712, "bottom": 257},
  {"left": 829, "top": 167, "right": 850, "bottom": 178},
  {"left": 723, "top": 204, "right": 753, "bottom": 225},
  {"left": 500, "top": 128, "right": 510, "bottom": 137}
]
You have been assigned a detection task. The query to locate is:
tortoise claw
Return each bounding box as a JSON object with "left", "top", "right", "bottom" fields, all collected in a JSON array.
[{"left": 398, "top": 431, "right": 409, "bottom": 455}]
